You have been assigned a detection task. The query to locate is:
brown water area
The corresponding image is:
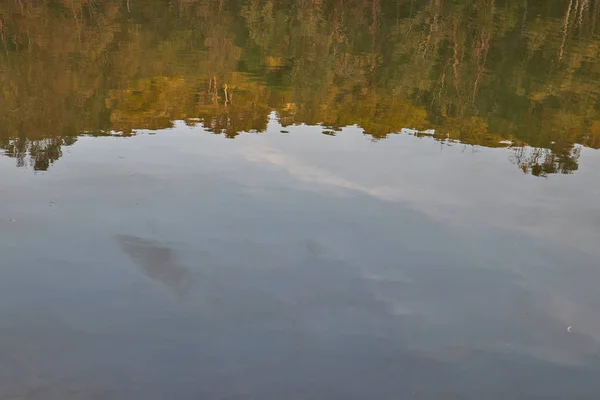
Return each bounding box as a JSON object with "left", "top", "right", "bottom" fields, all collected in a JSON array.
[{"left": 1, "top": 1, "right": 600, "bottom": 399}]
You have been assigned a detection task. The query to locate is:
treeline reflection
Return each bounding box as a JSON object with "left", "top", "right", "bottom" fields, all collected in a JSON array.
[{"left": 1, "top": 0, "right": 599, "bottom": 175}]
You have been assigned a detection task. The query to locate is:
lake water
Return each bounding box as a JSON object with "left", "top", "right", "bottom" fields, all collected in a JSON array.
[{"left": 1, "top": 1, "right": 600, "bottom": 399}]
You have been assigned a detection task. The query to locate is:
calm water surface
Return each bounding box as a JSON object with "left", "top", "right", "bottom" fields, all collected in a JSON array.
[{"left": 2, "top": 0, "right": 600, "bottom": 398}]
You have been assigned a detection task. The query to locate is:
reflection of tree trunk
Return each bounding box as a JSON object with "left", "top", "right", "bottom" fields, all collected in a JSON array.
[
  {"left": 223, "top": 83, "right": 230, "bottom": 105},
  {"left": 420, "top": 13, "right": 438, "bottom": 58},
  {"left": 559, "top": 0, "right": 574, "bottom": 61},
  {"left": 578, "top": 0, "right": 589, "bottom": 32},
  {"left": 470, "top": 0, "right": 494, "bottom": 104},
  {"left": 433, "top": 59, "right": 448, "bottom": 107},
  {"left": 419, "top": 0, "right": 441, "bottom": 57},
  {"left": 472, "top": 29, "right": 490, "bottom": 103},
  {"left": 368, "top": 0, "right": 380, "bottom": 76},
  {"left": 521, "top": 0, "right": 528, "bottom": 37},
  {"left": 209, "top": 76, "right": 219, "bottom": 105},
  {"left": 452, "top": 19, "right": 461, "bottom": 94},
  {"left": 370, "top": 0, "right": 380, "bottom": 49},
  {"left": 71, "top": 0, "right": 83, "bottom": 50},
  {"left": 592, "top": 0, "right": 599, "bottom": 33},
  {"left": 0, "top": 18, "right": 8, "bottom": 58}
]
